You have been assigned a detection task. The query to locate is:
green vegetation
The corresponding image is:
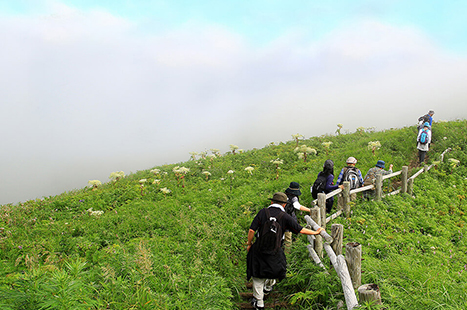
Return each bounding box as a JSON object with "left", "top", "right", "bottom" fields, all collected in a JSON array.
[{"left": 1, "top": 120, "right": 466, "bottom": 309}]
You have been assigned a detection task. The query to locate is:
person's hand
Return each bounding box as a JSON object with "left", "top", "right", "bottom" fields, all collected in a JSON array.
[
  {"left": 246, "top": 242, "right": 252, "bottom": 252},
  {"left": 317, "top": 227, "right": 324, "bottom": 234},
  {"left": 338, "top": 185, "right": 344, "bottom": 189},
  {"left": 389, "top": 164, "right": 393, "bottom": 169}
]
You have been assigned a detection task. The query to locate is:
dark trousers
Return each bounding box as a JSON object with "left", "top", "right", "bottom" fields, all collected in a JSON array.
[{"left": 418, "top": 150, "right": 427, "bottom": 164}]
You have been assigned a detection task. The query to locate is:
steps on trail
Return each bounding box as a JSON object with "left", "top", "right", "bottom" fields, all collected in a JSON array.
[{"left": 236, "top": 282, "right": 289, "bottom": 309}]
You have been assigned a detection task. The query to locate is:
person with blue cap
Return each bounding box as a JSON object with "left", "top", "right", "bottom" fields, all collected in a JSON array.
[
  {"left": 363, "top": 160, "right": 394, "bottom": 200},
  {"left": 417, "top": 122, "right": 432, "bottom": 164}
]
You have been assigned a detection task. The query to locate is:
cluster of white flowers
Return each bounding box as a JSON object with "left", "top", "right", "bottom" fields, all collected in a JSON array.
[
  {"left": 88, "top": 180, "right": 102, "bottom": 187},
  {"left": 153, "top": 179, "right": 161, "bottom": 184},
  {"left": 173, "top": 166, "right": 190, "bottom": 174},
  {"left": 227, "top": 170, "right": 235, "bottom": 174},
  {"left": 245, "top": 166, "right": 254, "bottom": 174},
  {"left": 295, "top": 145, "right": 317, "bottom": 155},
  {"left": 109, "top": 171, "right": 125, "bottom": 181},
  {"left": 448, "top": 158, "right": 460, "bottom": 168},
  {"left": 368, "top": 141, "right": 382, "bottom": 150},
  {"left": 139, "top": 179, "right": 147, "bottom": 184},
  {"left": 87, "top": 208, "right": 104, "bottom": 216},
  {"left": 292, "top": 133, "right": 304, "bottom": 140},
  {"left": 189, "top": 151, "right": 199, "bottom": 160},
  {"left": 270, "top": 159, "right": 283, "bottom": 165},
  {"left": 160, "top": 187, "right": 171, "bottom": 194},
  {"left": 202, "top": 171, "right": 211, "bottom": 176},
  {"left": 356, "top": 126, "right": 366, "bottom": 132},
  {"left": 150, "top": 169, "right": 161, "bottom": 175},
  {"left": 322, "top": 142, "right": 333, "bottom": 148},
  {"left": 229, "top": 144, "right": 239, "bottom": 151}
]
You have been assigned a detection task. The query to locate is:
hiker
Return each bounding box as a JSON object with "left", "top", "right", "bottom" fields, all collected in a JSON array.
[
  {"left": 336, "top": 157, "right": 364, "bottom": 207},
  {"left": 283, "top": 182, "right": 312, "bottom": 250},
  {"left": 246, "top": 192, "right": 324, "bottom": 310},
  {"left": 362, "top": 160, "right": 393, "bottom": 200},
  {"left": 417, "top": 122, "right": 432, "bottom": 164},
  {"left": 310, "top": 159, "right": 344, "bottom": 213},
  {"left": 418, "top": 110, "right": 434, "bottom": 130}
]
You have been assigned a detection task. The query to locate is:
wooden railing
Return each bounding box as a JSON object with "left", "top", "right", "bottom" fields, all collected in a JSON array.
[{"left": 304, "top": 148, "right": 452, "bottom": 309}]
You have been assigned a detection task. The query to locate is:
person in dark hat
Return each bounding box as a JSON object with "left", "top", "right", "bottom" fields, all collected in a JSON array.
[
  {"left": 362, "top": 160, "right": 393, "bottom": 200},
  {"left": 246, "top": 192, "right": 324, "bottom": 309},
  {"left": 283, "top": 182, "right": 312, "bottom": 250}
]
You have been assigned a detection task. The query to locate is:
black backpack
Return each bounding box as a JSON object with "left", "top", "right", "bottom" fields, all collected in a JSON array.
[
  {"left": 311, "top": 174, "right": 327, "bottom": 199},
  {"left": 342, "top": 167, "right": 360, "bottom": 190},
  {"left": 284, "top": 200, "right": 295, "bottom": 215},
  {"left": 257, "top": 208, "right": 284, "bottom": 255}
]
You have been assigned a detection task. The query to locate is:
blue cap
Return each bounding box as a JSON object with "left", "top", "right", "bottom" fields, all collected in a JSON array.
[{"left": 376, "top": 160, "right": 385, "bottom": 169}]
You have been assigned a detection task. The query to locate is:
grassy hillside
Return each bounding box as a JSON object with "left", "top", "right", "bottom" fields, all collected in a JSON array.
[{"left": 1, "top": 120, "right": 466, "bottom": 309}]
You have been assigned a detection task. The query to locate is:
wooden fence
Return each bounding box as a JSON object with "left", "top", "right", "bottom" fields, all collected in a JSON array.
[{"left": 305, "top": 148, "right": 451, "bottom": 309}]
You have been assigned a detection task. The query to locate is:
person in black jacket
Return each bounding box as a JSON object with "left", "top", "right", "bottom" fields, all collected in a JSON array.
[{"left": 246, "top": 192, "right": 324, "bottom": 309}]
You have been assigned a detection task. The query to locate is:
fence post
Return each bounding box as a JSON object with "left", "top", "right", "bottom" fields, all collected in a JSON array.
[
  {"left": 318, "top": 193, "right": 327, "bottom": 230},
  {"left": 401, "top": 166, "right": 408, "bottom": 193},
  {"left": 408, "top": 178, "right": 414, "bottom": 196},
  {"left": 358, "top": 283, "right": 382, "bottom": 306},
  {"left": 345, "top": 242, "right": 362, "bottom": 289},
  {"left": 343, "top": 181, "right": 350, "bottom": 218},
  {"left": 375, "top": 174, "right": 383, "bottom": 201},
  {"left": 331, "top": 224, "right": 344, "bottom": 256},
  {"left": 311, "top": 206, "right": 323, "bottom": 258}
]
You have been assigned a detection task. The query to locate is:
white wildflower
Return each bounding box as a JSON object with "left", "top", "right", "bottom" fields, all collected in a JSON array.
[
  {"left": 150, "top": 169, "right": 160, "bottom": 175},
  {"left": 227, "top": 170, "right": 234, "bottom": 174},
  {"left": 153, "top": 179, "right": 161, "bottom": 184},
  {"left": 270, "top": 159, "right": 283, "bottom": 165},
  {"left": 139, "top": 179, "right": 147, "bottom": 184},
  {"left": 109, "top": 171, "right": 125, "bottom": 181},
  {"left": 160, "top": 187, "right": 171, "bottom": 194},
  {"left": 202, "top": 171, "right": 211, "bottom": 176},
  {"left": 245, "top": 166, "right": 254, "bottom": 174},
  {"left": 88, "top": 180, "right": 102, "bottom": 188}
]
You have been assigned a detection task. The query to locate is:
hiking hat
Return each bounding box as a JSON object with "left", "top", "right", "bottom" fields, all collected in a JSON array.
[
  {"left": 423, "top": 122, "right": 431, "bottom": 128},
  {"left": 346, "top": 157, "right": 357, "bottom": 164},
  {"left": 429, "top": 110, "right": 435, "bottom": 115},
  {"left": 376, "top": 160, "right": 385, "bottom": 169},
  {"left": 269, "top": 192, "right": 288, "bottom": 204},
  {"left": 285, "top": 182, "right": 302, "bottom": 196}
]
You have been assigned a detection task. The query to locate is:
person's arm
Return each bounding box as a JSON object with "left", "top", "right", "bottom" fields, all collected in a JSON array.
[
  {"left": 325, "top": 174, "right": 339, "bottom": 191},
  {"left": 336, "top": 169, "right": 344, "bottom": 185},
  {"left": 300, "top": 227, "right": 324, "bottom": 235},
  {"left": 246, "top": 229, "right": 255, "bottom": 251},
  {"left": 358, "top": 169, "right": 364, "bottom": 186},
  {"left": 299, "top": 205, "right": 311, "bottom": 213}
]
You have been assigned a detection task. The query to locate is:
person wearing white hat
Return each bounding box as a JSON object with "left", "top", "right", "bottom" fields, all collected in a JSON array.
[{"left": 336, "top": 157, "right": 364, "bottom": 207}]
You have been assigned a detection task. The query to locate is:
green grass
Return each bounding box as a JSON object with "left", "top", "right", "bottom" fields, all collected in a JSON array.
[{"left": 0, "top": 120, "right": 466, "bottom": 309}]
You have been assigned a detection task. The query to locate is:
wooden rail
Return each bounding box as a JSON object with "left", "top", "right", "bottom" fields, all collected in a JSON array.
[{"left": 304, "top": 147, "right": 452, "bottom": 308}]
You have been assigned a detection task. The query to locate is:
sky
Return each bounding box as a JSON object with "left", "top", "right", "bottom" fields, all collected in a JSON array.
[{"left": 1, "top": 0, "right": 467, "bottom": 205}]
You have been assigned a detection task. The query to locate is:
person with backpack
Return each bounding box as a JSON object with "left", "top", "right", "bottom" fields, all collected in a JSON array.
[
  {"left": 283, "top": 182, "right": 312, "bottom": 251},
  {"left": 336, "top": 157, "right": 364, "bottom": 208},
  {"left": 311, "top": 159, "right": 344, "bottom": 213},
  {"left": 246, "top": 192, "right": 324, "bottom": 309},
  {"left": 418, "top": 110, "right": 434, "bottom": 130},
  {"left": 417, "top": 122, "right": 432, "bottom": 164},
  {"left": 362, "top": 160, "right": 393, "bottom": 200}
]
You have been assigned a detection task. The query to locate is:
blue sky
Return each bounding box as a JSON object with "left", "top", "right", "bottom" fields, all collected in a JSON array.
[{"left": 1, "top": 0, "right": 467, "bottom": 204}]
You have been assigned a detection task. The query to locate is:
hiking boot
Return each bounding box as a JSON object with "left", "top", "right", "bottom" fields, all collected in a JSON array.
[{"left": 251, "top": 297, "right": 265, "bottom": 310}]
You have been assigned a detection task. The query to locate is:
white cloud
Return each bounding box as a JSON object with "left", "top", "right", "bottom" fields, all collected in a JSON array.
[{"left": 1, "top": 5, "right": 467, "bottom": 204}]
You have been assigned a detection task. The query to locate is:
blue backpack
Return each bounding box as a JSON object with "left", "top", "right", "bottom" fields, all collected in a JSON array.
[{"left": 419, "top": 129, "right": 429, "bottom": 144}]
